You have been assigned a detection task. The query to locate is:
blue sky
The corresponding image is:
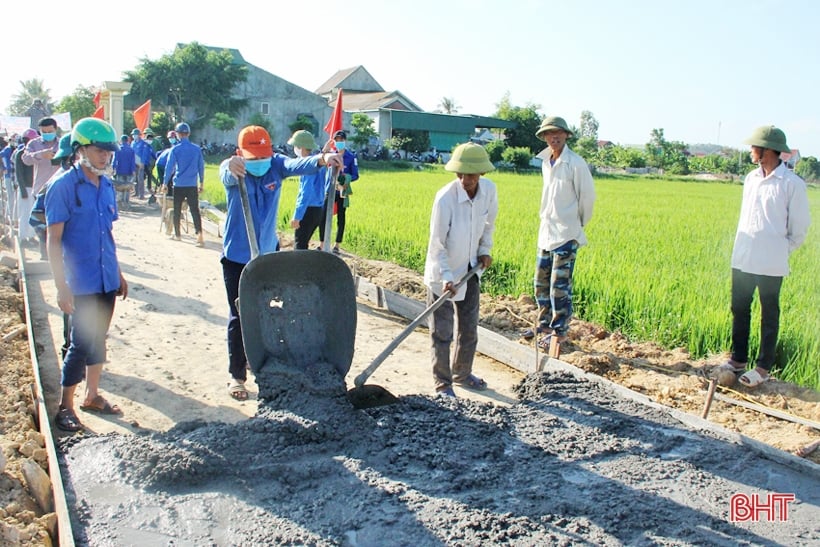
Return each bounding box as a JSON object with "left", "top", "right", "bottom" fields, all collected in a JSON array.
[{"left": 3, "top": 0, "right": 818, "bottom": 157}]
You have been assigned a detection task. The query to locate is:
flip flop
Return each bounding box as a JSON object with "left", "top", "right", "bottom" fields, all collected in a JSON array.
[
  {"left": 55, "top": 407, "right": 83, "bottom": 432},
  {"left": 520, "top": 326, "right": 550, "bottom": 340},
  {"left": 717, "top": 361, "right": 746, "bottom": 374},
  {"left": 228, "top": 379, "right": 249, "bottom": 401},
  {"left": 738, "top": 369, "right": 769, "bottom": 388},
  {"left": 537, "top": 334, "right": 567, "bottom": 351},
  {"left": 455, "top": 374, "right": 487, "bottom": 391},
  {"left": 80, "top": 395, "right": 122, "bottom": 415}
]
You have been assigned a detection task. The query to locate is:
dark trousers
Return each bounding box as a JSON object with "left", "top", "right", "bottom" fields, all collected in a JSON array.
[
  {"left": 429, "top": 274, "right": 480, "bottom": 390},
  {"left": 294, "top": 206, "right": 325, "bottom": 250},
  {"left": 319, "top": 194, "right": 346, "bottom": 244},
  {"left": 221, "top": 257, "right": 247, "bottom": 381},
  {"left": 731, "top": 268, "right": 782, "bottom": 371},
  {"left": 173, "top": 186, "right": 202, "bottom": 237}
]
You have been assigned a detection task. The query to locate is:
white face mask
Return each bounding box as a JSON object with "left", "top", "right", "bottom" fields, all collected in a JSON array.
[{"left": 79, "top": 155, "right": 113, "bottom": 177}]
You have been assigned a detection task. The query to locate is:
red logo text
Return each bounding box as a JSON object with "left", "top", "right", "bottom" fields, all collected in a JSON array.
[{"left": 730, "top": 493, "right": 795, "bottom": 522}]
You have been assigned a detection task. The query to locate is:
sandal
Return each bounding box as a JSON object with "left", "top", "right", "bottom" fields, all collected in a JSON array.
[
  {"left": 717, "top": 361, "right": 746, "bottom": 374},
  {"left": 455, "top": 374, "right": 487, "bottom": 391},
  {"left": 80, "top": 395, "right": 122, "bottom": 415},
  {"left": 437, "top": 386, "right": 456, "bottom": 398},
  {"left": 55, "top": 407, "right": 83, "bottom": 432},
  {"left": 537, "top": 334, "right": 567, "bottom": 351},
  {"left": 520, "top": 326, "right": 550, "bottom": 340},
  {"left": 739, "top": 368, "right": 769, "bottom": 388},
  {"left": 228, "top": 379, "right": 249, "bottom": 401}
]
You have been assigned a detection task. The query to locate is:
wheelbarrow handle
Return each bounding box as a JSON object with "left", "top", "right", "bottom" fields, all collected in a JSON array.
[
  {"left": 237, "top": 176, "right": 260, "bottom": 260},
  {"left": 353, "top": 264, "right": 484, "bottom": 388}
]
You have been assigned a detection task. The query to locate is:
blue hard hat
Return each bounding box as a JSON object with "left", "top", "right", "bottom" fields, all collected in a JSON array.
[{"left": 175, "top": 122, "right": 190, "bottom": 134}]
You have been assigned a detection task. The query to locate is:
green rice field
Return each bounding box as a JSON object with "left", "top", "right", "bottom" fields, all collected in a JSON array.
[{"left": 205, "top": 163, "right": 819, "bottom": 389}]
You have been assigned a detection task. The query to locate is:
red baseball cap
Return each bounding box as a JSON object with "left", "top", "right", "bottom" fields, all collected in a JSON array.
[{"left": 238, "top": 126, "right": 273, "bottom": 159}]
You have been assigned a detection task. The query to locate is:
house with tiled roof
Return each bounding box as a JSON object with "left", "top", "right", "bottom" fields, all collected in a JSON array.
[{"left": 317, "top": 65, "right": 514, "bottom": 151}]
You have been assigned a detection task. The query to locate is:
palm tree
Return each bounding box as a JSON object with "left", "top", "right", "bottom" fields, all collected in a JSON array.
[
  {"left": 437, "top": 97, "right": 459, "bottom": 115},
  {"left": 10, "top": 78, "right": 53, "bottom": 116}
]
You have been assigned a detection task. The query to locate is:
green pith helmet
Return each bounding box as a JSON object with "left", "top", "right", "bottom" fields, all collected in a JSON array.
[
  {"left": 287, "top": 129, "right": 317, "bottom": 150},
  {"left": 445, "top": 143, "right": 495, "bottom": 174},
  {"left": 743, "top": 125, "right": 790, "bottom": 153},
  {"left": 53, "top": 134, "right": 74, "bottom": 160},
  {"left": 536, "top": 116, "right": 573, "bottom": 140},
  {"left": 71, "top": 118, "right": 119, "bottom": 152}
]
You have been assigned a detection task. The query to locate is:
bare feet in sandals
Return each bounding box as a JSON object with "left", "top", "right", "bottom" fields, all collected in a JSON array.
[
  {"left": 738, "top": 367, "right": 770, "bottom": 388},
  {"left": 80, "top": 395, "right": 123, "bottom": 415},
  {"left": 228, "top": 379, "right": 249, "bottom": 401}
]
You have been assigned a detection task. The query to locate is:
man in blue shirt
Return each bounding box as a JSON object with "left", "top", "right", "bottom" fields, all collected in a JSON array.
[
  {"left": 112, "top": 135, "right": 136, "bottom": 209},
  {"left": 287, "top": 130, "right": 331, "bottom": 249},
  {"left": 163, "top": 122, "right": 205, "bottom": 246},
  {"left": 320, "top": 130, "right": 359, "bottom": 254},
  {"left": 219, "top": 125, "right": 343, "bottom": 400},
  {"left": 45, "top": 118, "right": 128, "bottom": 433},
  {"left": 130, "top": 128, "right": 155, "bottom": 200}
]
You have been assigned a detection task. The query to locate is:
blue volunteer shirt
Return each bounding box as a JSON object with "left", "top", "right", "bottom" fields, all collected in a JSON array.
[
  {"left": 44, "top": 166, "right": 121, "bottom": 295},
  {"left": 294, "top": 168, "right": 332, "bottom": 221},
  {"left": 220, "top": 154, "right": 324, "bottom": 264},
  {"left": 164, "top": 138, "right": 204, "bottom": 188}
]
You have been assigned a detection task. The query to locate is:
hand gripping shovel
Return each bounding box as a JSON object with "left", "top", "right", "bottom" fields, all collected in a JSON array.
[{"left": 347, "top": 264, "right": 483, "bottom": 409}]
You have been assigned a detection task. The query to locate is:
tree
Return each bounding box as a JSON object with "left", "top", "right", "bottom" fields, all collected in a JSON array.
[
  {"left": 437, "top": 97, "right": 459, "bottom": 114},
  {"left": 501, "top": 146, "right": 533, "bottom": 170},
  {"left": 493, "top": 92, "right": 542, "bottom": 154},
  {"left": 578, "top": 110, "right": 599, "bottom": 140},
  {"left": 485, "top": 140, "right": 506, "bottom": 163},
  {"left": 288, "top": 114, "right": 316, "bottom": 134},
  {"left": 212, "top": 113, "right": 237, "bottom": 133},
  {"left": 385, "top": 135, "right": 411, "bottom": 158},
  {"left": 390, "top": 129, "right": 429, "bottom": 155},
  {"left": 54, "top": 86, "right": 97, "bottom": 123},
  {"left": 574, "top": 137, "right": 599, "bottom": 164},
  {"left": 123, "top": 42, "right": 249, "bottom": 131},
  {"left": 795, "top": 156, "right": 820, "bottom": 182},
  {"left": 350, "top": 113, "right": 377, "bottom": 151},
  {"left": 8, "top": 78, "right": 53, "bottom": 116}
]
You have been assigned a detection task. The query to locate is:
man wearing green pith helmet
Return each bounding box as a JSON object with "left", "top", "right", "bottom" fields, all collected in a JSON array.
[
  {"left": 423, "top": 142, "right": 498, "bottom": 397},
  {"left": 524, "top": 116, "right": 596, "bottom": 350},
  {"left": 721, "top": 125, "right": 811, "bottom": 389}
]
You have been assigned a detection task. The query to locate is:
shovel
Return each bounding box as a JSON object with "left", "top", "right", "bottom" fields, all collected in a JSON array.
[
  {"left": 236, "top": 176, "right": 357, "bottom": 383},
  {"left": 347, "top": 264, "right": 483, "bottom": 409}
]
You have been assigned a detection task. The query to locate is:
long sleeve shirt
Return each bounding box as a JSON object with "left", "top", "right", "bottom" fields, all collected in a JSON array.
[
  {"left": 731, "top": 162, "right": 811, "bottom": 277},
  {"left": 113, "top": 145, "right": 136, "bottom": 176},
  {"left": 535, "top": 145, "right": 595, "bottom": 252},
  {"left": 294, "top": 168, "right": 330, "bottom": 221},
  {"left": 424, "top": 177, "right": 498, "bottom": 301},
  {"left": 22, "top": 137, "right": 60, "bottom": 195},
  {"left": 164, "top": 139, "right": 204, "bottom": 188},
  {"left": 220, "top": 154, "right": 325, "bottom": 264}
]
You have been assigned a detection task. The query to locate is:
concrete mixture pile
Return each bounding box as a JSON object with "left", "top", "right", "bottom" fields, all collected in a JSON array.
[{"left": 56, "top": 365, "right": 819, "bottom": 546}]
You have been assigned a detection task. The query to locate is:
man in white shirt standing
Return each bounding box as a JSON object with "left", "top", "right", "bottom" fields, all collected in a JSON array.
[
  {"left": 423, "top": 143, "right": 498, "bottom": 397},
  {"left": 722, "top": 125, "right": 810, "bottom": 388},
  {"left": 524, "top": 116, "right": 595, "bottom": 350}
]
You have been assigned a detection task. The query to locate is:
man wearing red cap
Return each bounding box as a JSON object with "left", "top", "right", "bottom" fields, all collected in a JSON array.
[{"left": 218, "top": 125, "right": 343, "bottom": 400}]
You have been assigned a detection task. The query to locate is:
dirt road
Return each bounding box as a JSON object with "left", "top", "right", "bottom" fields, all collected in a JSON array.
[{"left": 25, "top": 201, "right": 820, "bottom": 546}]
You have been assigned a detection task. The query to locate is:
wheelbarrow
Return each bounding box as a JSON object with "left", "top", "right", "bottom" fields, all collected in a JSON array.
[{"left": 236, "top": 176, "right": 357, "bottom": 394}]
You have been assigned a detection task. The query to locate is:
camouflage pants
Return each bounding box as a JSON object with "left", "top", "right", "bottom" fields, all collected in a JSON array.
[{"left": 534, "top": 240, "right": 578, "bottom": 336}]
